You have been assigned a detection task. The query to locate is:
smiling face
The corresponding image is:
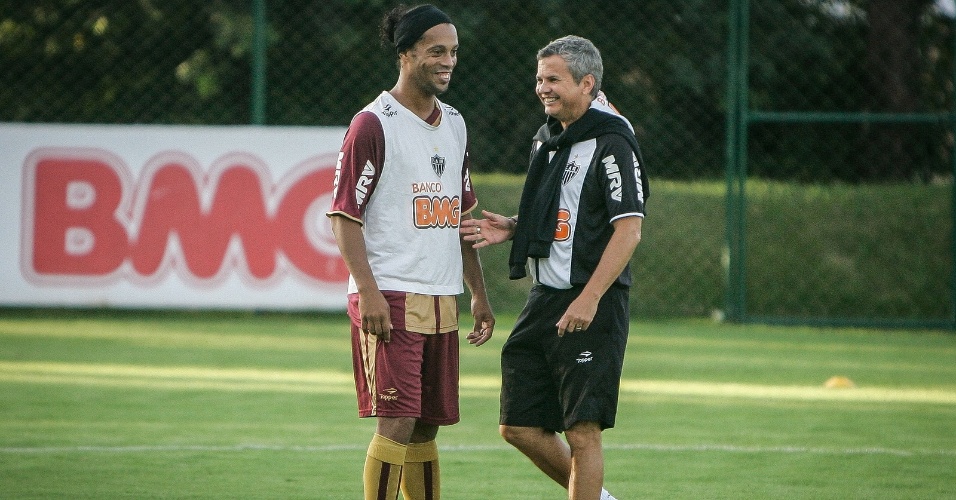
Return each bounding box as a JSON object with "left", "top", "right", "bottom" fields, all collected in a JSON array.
[
  {"left": 536, "top": 54, "right": 594, "bottom": 128},
  {"left": 400, "top": 23, "right": 458, "bottom": 97}
]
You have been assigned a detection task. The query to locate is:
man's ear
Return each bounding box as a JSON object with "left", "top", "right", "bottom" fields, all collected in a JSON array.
[
  {"left": 398, "top": 46, "right": 416, "bottom": 64},
  {"left": 581, "top": 74, "right": 596, "bottom": 96}
]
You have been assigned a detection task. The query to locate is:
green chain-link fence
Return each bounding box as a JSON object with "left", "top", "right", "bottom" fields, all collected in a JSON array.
[
  {"left": 2, "top": 0, "right": 953, "bottom": 327},
  {"left": 725, "top": 0, "right": 955, "bottom": 328}
]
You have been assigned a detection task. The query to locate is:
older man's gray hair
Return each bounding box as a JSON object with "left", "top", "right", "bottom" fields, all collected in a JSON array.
[{"left": 537, "top": 35, "right": 603, "bottom": 98}]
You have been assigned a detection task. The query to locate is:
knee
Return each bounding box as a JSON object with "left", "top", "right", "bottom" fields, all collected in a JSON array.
[
  {"left": 499, "top": 425, "right": 554, "bottom": 450},
  {"left": 410, "top": 422, "right": 439, "bottom": 443},
  {"left": 376, "top": 417, "right": 418, "bottom": 444},
  {"left": 499, "top": 424, "right": 533, "bottom": 446},
  {"left": 564, "top": 421, "right": 602, "bottom": 451},
  {"left": 499, "top": 424, "right": 519, "bottom": 444}
]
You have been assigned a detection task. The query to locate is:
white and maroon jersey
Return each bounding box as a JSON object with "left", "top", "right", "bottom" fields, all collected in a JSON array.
[
  {"left": 529, "top": 130, "right": 647, "bottom": 290},
  {"left": 327, "top": 91, "right": 477, "bottom": 296}
]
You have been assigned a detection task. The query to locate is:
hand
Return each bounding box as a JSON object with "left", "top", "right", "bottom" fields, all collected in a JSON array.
[
  {"left": 359, "top": 290, "right": 393, "bottom": 342},
  {"left": 556, "top": 294, "right": 599, "bottom": 337},
  {"left": 465, "top": 296, "right": 495, "bottom": 346},
  {"left": 459, "top": 210, "right": 516, "bottom": 249}
]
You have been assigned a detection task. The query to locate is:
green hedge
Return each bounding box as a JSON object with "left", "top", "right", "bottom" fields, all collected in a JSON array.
[{"left": 470, "top": 175, "right": 952, "bottom": 322}]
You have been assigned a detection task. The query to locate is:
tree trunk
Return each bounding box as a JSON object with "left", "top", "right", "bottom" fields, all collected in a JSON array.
[{"left": 863, "top": 0, "right": 933, "bottom": 180}]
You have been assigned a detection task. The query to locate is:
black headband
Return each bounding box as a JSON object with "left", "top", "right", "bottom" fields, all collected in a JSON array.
[{"left": 393, "top": 4, "right": 452, "bottom": 54}]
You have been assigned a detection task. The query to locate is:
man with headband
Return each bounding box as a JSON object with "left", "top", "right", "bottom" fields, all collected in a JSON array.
[{"left": 327, "top": 4, "right": 495, "bottom": 500}]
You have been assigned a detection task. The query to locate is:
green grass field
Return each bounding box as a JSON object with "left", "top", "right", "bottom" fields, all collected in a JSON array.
[{"left": 1, "top": 310, "right": 955, "bottom": 499}]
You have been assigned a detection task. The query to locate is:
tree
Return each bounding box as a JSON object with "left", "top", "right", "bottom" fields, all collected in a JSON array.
[{"left": 863, "top": 0, "right": 938, "bottom": 181}]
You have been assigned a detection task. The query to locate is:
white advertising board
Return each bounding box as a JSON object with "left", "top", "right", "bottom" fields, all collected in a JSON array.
[{"left": 0, "top": 123, "right": 349, "bottom": 310}]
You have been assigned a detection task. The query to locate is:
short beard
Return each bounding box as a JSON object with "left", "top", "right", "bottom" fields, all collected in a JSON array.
[{"left": 418, "top": 78, "right": 448, "bottom": 97}]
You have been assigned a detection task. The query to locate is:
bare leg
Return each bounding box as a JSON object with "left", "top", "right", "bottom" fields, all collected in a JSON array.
[
  {"left": 500, "top": 425, "right": 572, "bottom": 488},
  {"left": 409, "top": 420, "right": 439, "bottom": 443},
  {"left": 564, "top": 421, "right": 603, "bottom": 500},
  {"left": 376, "top": 416, "right": 418, "bottom": 444}
]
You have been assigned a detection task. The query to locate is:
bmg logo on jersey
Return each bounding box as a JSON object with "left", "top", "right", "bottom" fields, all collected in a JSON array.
[{"left": 414, "top": 195, "right": 461, "bottom": 228}]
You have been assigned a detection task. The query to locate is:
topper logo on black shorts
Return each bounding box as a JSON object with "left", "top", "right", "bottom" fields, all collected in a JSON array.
[{"left": 577, "top": 351, "right": 593, "bottom": 363}]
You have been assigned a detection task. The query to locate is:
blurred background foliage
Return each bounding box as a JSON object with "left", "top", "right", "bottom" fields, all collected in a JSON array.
[{"left": 2, "top": 0, "right": 954, "bottom": 181}]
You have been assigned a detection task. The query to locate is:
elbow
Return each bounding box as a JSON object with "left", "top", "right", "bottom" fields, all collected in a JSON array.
[
  {"left": 628, "top": 231, "right": 642, "bottom": 253},
  {"left": 628, "top": 220, "right": 643, "bottom": 247},
  {"left": 632, "top": 215, "right": 644, "bottom": 246}
]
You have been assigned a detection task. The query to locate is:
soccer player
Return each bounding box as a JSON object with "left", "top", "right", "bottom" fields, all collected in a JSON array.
[
  {"left": 326, "top": 5, "right": 495, "bottom": 500},
  {"left": 460, "top": 35, "right": 649, "bottom": 500}
]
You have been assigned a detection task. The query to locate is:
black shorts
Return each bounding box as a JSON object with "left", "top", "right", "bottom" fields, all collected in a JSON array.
[{"left": 499, "top": 284, "right": 629, "bottom": 432}]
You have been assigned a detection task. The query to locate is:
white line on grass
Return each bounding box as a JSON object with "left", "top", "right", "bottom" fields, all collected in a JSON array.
[
  {"left": 2, "top": 361, "right": 956, "bottom": 405},
  {"left": 619, "top": 379, "right": 956, "bottom": 405},
  {"left": 1, "top": 443, "right": 954, "bottom": 457}
]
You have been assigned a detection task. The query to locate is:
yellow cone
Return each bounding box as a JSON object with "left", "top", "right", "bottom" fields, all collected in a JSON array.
[{"left": 824, "top": 376, "right": 856, "bottom": 389}]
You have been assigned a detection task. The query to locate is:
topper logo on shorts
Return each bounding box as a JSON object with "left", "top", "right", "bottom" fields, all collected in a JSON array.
[
  {"left": 577, "top": 351, "right": 593, "bottom": 363},
  {"left": 379, "top": 388, "right": 399, "bottom": 401},
  {"left": 414, "top": 195, "right": 461, "bottom": 228}
]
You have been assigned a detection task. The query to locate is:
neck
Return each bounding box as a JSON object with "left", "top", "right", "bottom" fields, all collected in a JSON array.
[
  {"left": 389, "top": 83, "right": 438, "bottom": 122},
  {"left": 560, "top": 100, "right": 594, "bottom": 129},
  {"left": 560, "top": 114, "right": 582, "bottom": 130}
]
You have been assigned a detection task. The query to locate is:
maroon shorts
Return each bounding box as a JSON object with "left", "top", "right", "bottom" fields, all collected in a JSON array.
[{"left": 349, "top": 294, "right": 460, "bottom": 425}]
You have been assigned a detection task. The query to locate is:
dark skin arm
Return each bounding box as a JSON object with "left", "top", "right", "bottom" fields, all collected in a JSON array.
[
  {"left": 333, "top": 213, "right": 495, "bottom": 345},
  {"left": 330, "top": 215, "right": 392, "bottom": 341},
  {"left": 460, "top": 212, "right": 495, "bottom": 346}
]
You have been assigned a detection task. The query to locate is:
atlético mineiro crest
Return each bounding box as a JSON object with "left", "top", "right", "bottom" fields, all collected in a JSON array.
[
  {"left": 431, "top": 154, "right": 446, "bottom": 177},
  {"left": 563, "top": 160, "right": 580, "bottom": 185}
]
